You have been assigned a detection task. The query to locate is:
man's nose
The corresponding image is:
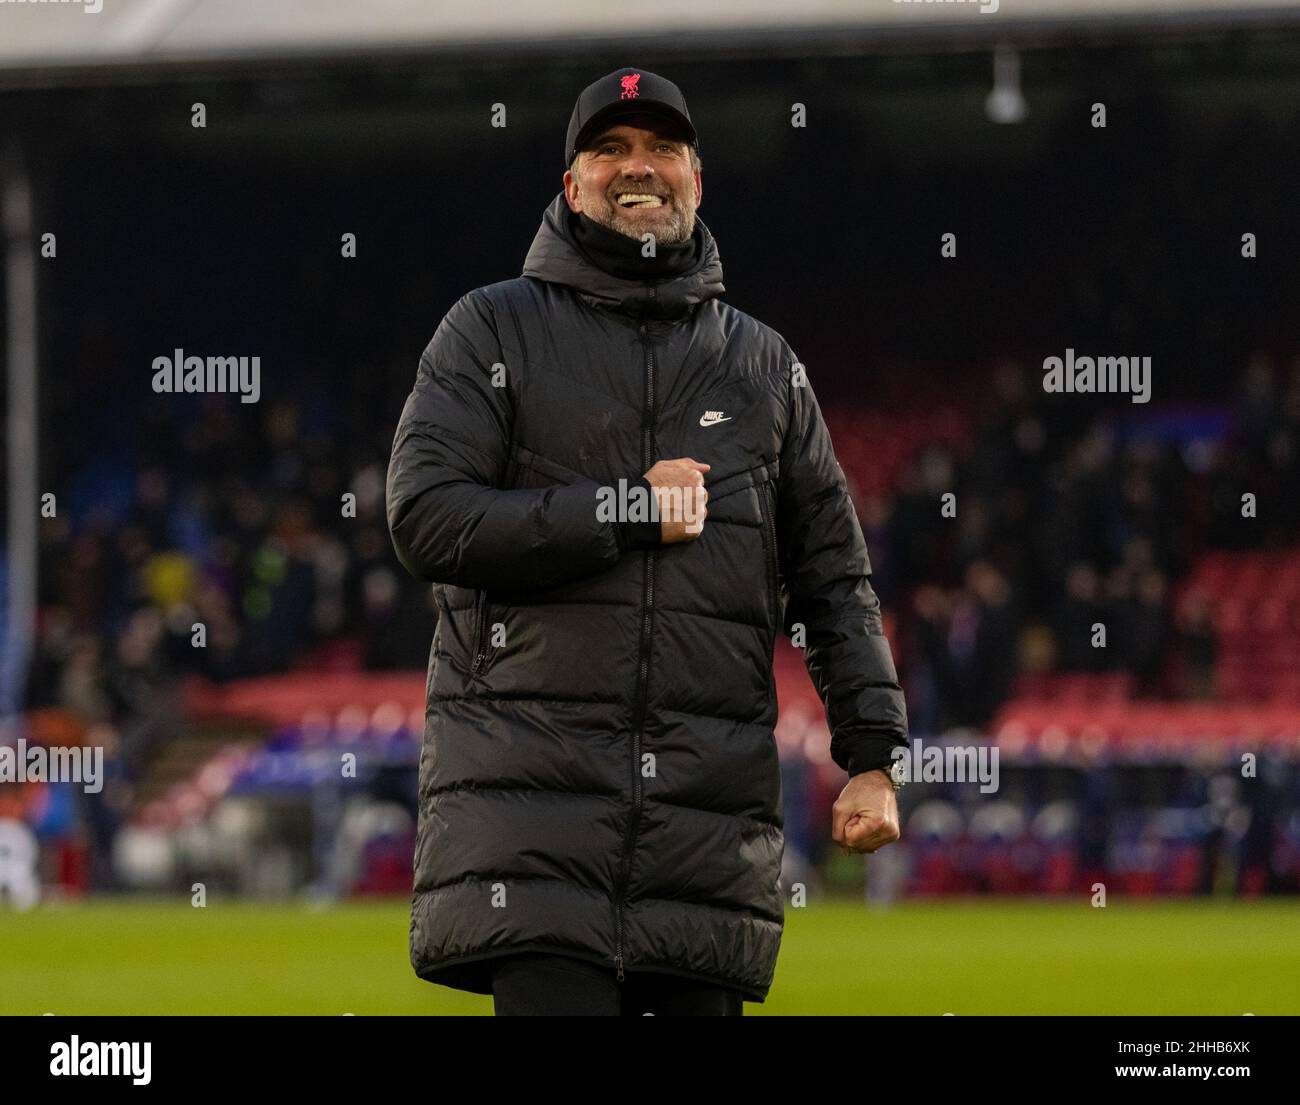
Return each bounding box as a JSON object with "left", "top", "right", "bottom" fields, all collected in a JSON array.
[{"left": 619, "top": 155, "right": 655, "bottom": 178}]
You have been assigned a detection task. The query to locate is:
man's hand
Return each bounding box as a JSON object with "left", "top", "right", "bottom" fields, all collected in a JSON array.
[
  {"left": 644, "top": 457, "right": 710, "bottom": 544},
  {"left": 831, "top": 770, "right": 901, "bottom": 855}
]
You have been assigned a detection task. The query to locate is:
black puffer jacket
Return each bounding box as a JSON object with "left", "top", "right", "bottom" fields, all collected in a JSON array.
[{"left": 386, "top": 191, "right": 907, "bottom": 1002}]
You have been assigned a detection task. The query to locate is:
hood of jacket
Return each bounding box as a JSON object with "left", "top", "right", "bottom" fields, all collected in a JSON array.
[{"left": 521, "top": 190, "right": 726, "bottom": 321}]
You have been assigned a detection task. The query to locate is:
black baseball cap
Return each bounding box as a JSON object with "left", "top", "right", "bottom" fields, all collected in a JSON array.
[{"left": 565, "top": 67, "right": 699, "bottom": 169}]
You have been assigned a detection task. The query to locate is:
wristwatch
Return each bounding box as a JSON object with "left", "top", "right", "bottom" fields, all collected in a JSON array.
[{"left": 876, "top": 758, "right": 907, "bottom": 792}]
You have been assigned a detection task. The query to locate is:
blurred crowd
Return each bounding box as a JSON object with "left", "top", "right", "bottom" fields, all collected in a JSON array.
[
  {"left": 25, "top": 392, "right": 435, "bottom": 761},
  {"left": 854, "top": 353, "right": 1300, "bottom": 733},
  {"left": 19, "top": 349, "right": 1300, "bottom": 758}
]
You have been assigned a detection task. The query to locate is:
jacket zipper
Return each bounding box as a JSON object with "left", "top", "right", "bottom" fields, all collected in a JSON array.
[
  {"left": 614, "top": 318, "right": 656, "bottom": 983},
  {"left": 469, "top": 589, "right": 491, "bottom": 677}
]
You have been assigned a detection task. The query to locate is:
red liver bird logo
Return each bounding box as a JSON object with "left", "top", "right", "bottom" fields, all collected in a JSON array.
[{"left": 620, "top": 74, "right": 641, "bottom": 99}]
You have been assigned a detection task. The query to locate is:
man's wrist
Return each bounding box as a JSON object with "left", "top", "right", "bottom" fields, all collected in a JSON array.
[
  {"left": 614, "top": 476, "right": 663, "bottom": 552},
  {"left": 845, "top": 743, "right": 907, "bottom": 790}
]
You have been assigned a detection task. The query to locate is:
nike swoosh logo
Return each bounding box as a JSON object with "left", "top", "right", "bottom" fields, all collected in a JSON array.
[{"left": 699, "top": 415, "right": 732, "bottom": 427}]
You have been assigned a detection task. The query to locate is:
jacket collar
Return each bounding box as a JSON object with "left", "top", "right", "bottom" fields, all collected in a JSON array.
[{"left": 521, "top": 191, "right": 725, "bottom": 321}]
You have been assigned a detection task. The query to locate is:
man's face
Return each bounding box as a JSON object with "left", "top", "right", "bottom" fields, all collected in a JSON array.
[{"left": 563, "top": 114, "right": 702, "bottom": 245}]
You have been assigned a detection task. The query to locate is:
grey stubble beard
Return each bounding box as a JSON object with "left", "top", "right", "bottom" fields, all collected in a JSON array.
[{"left": 576, "top": 177, "right": 697, "bottom": 245}]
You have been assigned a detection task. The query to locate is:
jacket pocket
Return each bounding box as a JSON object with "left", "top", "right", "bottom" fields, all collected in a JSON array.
[
  {"left": 757, "top": 480, "right": 784, "bottom": 636},
  {"left": 469, "top": 589, "right": 497, "bottom": 678},
  {"left": 425, "top": 633, "right": 438, "bottom": 703}
]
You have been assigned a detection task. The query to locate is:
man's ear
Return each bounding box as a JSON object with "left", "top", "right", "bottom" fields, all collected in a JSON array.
[
  {"left": 693, "top": 164, "right": 702, "bottom": 210},
  {"left": 563, "top": 167, "right": 582, "bottom": 213}
]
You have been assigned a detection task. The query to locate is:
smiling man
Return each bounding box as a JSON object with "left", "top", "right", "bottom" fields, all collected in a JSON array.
[
  {"left": 567, "top": 115, "right": 698, "bottom": 244},
  {"left": 386, "top": 66, "right": 909, "bottom": 1016}
]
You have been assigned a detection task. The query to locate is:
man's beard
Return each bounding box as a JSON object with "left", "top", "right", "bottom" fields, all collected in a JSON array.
[{"left": 585, "top": 187, "right": 696, "bottom": 244}]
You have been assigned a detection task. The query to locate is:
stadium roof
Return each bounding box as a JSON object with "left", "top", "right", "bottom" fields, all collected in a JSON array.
[{"left": 3, "top": 0, "right": 1299, "bottom": 75}]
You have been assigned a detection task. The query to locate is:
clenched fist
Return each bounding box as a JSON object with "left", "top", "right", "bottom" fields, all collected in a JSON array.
[
  {"left": 644, "top": 457, "right": 710, "bottom": 544},
  {"left": 832, "top": 770, "right": 902, "bottom": 855}
]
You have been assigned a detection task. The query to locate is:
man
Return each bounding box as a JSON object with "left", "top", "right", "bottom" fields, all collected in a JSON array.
[{"left": 386, "top": 67, "right": 908, "bottom": 1016}]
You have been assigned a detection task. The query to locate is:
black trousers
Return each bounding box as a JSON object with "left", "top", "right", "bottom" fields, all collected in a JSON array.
[{"left": 490, "top": 953, "right": 745, "bottom": 1016}]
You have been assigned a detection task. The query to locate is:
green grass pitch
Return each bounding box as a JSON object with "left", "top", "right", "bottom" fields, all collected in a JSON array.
[{"left": 1, "top": 898, "right": 1295, "bottom": 1015}]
